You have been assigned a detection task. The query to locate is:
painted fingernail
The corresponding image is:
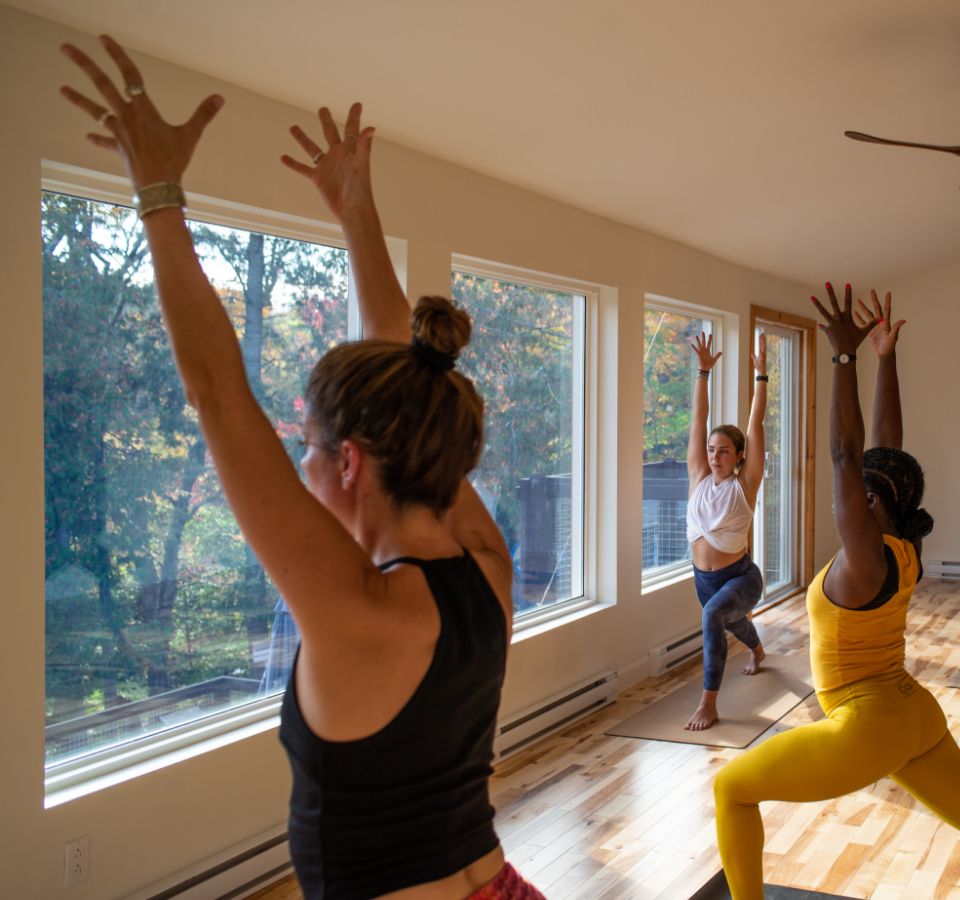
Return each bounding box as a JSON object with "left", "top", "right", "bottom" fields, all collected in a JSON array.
[
  {"left": 825, "top": 281, "right": 832, "bottom": 290},
  {"left": 845, "top": 283, "right": 851, "bottom": 291},
  {"left": 810, "top": 296, "right": 818, "bottom": 302},
  {"left": 878, "top": 317, "right": 885, "bottom": 323}
]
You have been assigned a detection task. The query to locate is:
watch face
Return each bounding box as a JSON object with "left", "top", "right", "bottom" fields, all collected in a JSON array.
[{"left": 839, "top": 354, "right": 850, "bottom": 364}]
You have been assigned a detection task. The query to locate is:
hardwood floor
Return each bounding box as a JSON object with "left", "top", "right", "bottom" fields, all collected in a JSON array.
[{"left": 248, "top": 578, "right": 960, "bottom": 900}]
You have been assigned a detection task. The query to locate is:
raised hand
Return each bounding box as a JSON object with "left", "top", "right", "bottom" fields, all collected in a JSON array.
[
  {"left": 810, "top": 282, "right": 877, "bottom": 355},
  {"left": 60, "top": 35, "right": 223, "bottom": 189},
  {"left": 690, "top": 332, "right": 722, "bottom": 371},
  {"left": 854, "top": 290, "right": 905, "bottom": 357},
  {"left": 282, "top": 103, "right": 376, "bottom": 222},
  {"left": 751, "top": 332, "right": 767, "bottom": 376}
]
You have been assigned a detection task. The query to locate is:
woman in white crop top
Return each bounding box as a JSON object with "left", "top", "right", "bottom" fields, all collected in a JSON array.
[{"left": 683, "top": 332, "right": 768, "bottom": 730}]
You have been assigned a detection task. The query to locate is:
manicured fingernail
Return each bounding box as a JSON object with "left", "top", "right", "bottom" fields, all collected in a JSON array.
[
  {"left": 878, "top": 317, "right": 885, "bottom": 322},
  {"left": 810, "top": 296, "right": 817, "bottom": 302},
  {"left": 825, "top": 281, "right": 832, "bottom": 290},
  {"left": 845, "top": 283, "right": 851, "bottom": 291}
]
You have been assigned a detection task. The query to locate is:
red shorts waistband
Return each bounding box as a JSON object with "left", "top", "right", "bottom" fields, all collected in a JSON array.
[{"left": 468, "top": 862, "right": 546, "bottom": 899}]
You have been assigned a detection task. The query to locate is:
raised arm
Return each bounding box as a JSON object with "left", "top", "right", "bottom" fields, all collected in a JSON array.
[
  {"left": 687, "top": 333, "right": 720, "bottom": 491},
  {"left": 854, "top": 290, "right": 906, "bottom": 450},
  {"left": 60, "top": 38, "right": 377, "bottom": 639},
  {"left": 810, "top": 283, "right": 885, "bottom": 608},
  {"left": 282, "top": 104, "right": 409, "bottom": 342},
  {"left": 283, "top": 105, "right": 512, "bottom": 604},
  {"left": 739, "top": 333, "right": 767, "bottom": 505}
]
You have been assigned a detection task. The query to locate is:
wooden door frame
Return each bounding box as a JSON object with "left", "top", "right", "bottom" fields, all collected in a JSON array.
[{"left": 749, "top": 305, "right": 818, "bottom": 597}]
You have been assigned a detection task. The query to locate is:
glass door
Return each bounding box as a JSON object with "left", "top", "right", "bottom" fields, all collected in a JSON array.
[{"left": 753, "top": 323, "right": 800, "bottom": 601}]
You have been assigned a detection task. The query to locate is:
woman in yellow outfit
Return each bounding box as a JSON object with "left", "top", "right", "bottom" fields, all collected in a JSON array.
[{"left": 713, "top": 284, "right": 960, "bottom": 900}]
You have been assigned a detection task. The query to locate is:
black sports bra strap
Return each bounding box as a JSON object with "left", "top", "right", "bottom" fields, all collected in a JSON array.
[{"left": 377, "top": 556, "right": 428, "bottom": 572}]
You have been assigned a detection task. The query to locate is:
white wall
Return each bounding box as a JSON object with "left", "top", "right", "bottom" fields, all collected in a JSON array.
[
  {"left": 884, "top": 260, "right": 960, "bottom": 563},
  {"left": 0, "top": 5, "right": 850, "bottom": 897}
]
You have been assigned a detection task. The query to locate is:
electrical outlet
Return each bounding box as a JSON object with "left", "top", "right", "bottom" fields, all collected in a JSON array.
[{"left": 64, "top": 836, "right": 89, "bottom": 887}]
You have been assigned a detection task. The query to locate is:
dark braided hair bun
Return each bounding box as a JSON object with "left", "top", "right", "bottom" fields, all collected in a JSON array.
[{"left": 861, "top": 447, "right": 934, "bottom": 541}]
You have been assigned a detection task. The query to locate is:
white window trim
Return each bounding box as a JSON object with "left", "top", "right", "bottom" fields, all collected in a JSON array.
[
  {"left": 641, "top": 293, "right": 739, "bottom": 590},
  {"left": 452, "top": 255, "right": 611, "bottom": 633},
  {"left": 40, "top": 162, "right": 410, "bottom": 800}
]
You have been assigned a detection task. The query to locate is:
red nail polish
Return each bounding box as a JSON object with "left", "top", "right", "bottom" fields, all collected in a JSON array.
[
  {"left": 825, "top": 281, "right": 832, "bottom": 290},
  {"left": 810, "top": 296, "right": 817, "bottom": 302},
  {"left": 845, "top": 283, "right": 851, "bottom": 291}
]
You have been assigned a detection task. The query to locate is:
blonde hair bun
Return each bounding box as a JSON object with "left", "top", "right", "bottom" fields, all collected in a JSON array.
[{"left": 411, "top": 295, "right": 472, "bottom": 358}]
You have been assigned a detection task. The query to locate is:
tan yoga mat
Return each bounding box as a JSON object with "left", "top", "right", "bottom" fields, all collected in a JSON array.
[{"left": 606, "top": 652, "right": 815, "bottom": 749}]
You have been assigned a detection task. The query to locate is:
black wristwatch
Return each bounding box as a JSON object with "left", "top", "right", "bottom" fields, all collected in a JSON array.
[{"left": 832, "top": 353, "right": 856, "bottom": 365}]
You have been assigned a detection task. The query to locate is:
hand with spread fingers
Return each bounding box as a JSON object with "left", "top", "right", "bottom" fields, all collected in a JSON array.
[
  {"left": 690, "top": 331, "right": 722, "bottom": 372},
  {"left": 810, "top": 282, "right": 878, "bottom": 356},
  {"left": 854, "top": 289, "right": 906, "bottom": 357},
  {"left": 60, "top": 34, "right": 223, "bottom": 191},
  {"left": 281, "top": 102, "right": 376, "bottom": 222}
]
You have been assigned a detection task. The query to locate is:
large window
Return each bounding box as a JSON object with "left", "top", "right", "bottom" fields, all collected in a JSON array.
[
  {"left": 452, "top": 265, "right": 586, "bottom": 619},
  {"left": 643, "top": 299, "right": 719, "bottom": 581},
  {"left": 42, "top": 189, "right": 349, "bottom": 773}
]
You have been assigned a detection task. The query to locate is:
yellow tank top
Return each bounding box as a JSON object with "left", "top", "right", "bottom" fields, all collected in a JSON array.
[{"left": 807, "top": 534, "right": 919, "bottom": 692}]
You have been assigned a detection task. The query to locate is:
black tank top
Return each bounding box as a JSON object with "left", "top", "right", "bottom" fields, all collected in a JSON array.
[{"left": 279, "top": 552, "right": 507, "bottom": 899}]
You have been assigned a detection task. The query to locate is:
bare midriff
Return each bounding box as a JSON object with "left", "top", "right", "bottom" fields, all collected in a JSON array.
[
  {"left": 377, "top": 846, "right": 506, "bottom": 900},
  {"left": 691, "top": 536, "right": 748, "bottom": 573}
]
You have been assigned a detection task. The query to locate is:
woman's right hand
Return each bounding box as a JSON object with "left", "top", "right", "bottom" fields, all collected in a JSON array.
[
  {"left": 690, "top": 332, "right": 722, "bottom": 372},
  {"left": 60, "top": 35, "right": 223, "bottom": 190},
  {"left": 854, "top": 289, "right": 905, "bottom": 357},
  {"left": 281, "top": 103, "right": 376, "bottom": 222}
]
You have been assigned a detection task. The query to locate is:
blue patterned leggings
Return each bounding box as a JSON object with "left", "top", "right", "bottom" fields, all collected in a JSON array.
[{"left": 693, "top": 554, "right": 763, "bottom": 691}]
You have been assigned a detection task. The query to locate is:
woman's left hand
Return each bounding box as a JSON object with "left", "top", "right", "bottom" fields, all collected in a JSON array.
[
  {"left": 810, "top": 282, "right": 877, "bottom": 355},
  {"left": 60, "top": 35, "right": 223, "bottom": 189},
  {"left": 751, "top": 332, "right": 767, "bottom": 376}
]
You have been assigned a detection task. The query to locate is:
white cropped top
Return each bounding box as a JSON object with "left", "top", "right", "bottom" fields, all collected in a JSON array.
[{"left": 686, "top": 474, "right": 754, "bottom": 554}]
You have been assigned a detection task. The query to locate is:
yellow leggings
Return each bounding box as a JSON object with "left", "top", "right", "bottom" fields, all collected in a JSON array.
[{"left": 714, "top": 671, "right": 960, "bottom": 900}]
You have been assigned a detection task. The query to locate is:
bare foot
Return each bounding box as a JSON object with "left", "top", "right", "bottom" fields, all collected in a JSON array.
[
  {"left": 685, "top": 691, "right": 719, "bottom": 731},
  {"left": 741, "top": 644, "right": 766, "bottom": 675}
]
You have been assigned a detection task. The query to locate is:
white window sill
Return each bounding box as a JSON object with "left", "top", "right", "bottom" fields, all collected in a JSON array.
[
  {"left": 641, "top": 565, "right": 694, "bottom": 596},
  {"left": 45, "top": 700, "right": 282, "bottom": 809},
  {"left": 511, "top": 597, "right": 610, "bottom": 643}
]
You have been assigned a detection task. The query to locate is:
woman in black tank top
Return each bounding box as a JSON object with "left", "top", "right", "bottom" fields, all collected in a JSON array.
[{"left": 62, "top": 39, "right": 544, "bottom": 900}]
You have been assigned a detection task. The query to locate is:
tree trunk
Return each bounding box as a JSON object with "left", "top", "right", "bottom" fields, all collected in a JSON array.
[
  {"left": 243, "top": 233, "right": 266, "bottom": 403},
  {"left": 143, "top": 435, "right": 208, "bottom": 695}
]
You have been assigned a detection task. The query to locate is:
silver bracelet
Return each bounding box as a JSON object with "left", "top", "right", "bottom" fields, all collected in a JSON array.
[{"left": 135, "top": 182, "right": 186, "bottom": 219}]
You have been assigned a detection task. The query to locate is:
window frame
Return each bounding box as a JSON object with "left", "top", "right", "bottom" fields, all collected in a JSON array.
[
  {"left": 39, "top": 162, "right": 401, "bottom": 803},
  {"left": 641, "top": 293, "right": 728, "bottom": 591},
  {"left": 451, "top": 254, "right": 599, "bottom": 632}
]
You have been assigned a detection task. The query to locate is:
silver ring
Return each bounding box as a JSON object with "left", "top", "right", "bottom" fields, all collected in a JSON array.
[
  {"left": 312, "top": 150, "right": 324, "bottom": 164},
  {"left": 125, "top": 83, "right": 146, "bottom": 99},
  {"left": 98, "top": 111, "right": 113, "bottom": 127}
]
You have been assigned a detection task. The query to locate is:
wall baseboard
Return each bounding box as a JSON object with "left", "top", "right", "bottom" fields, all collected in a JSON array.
[{"left": 126, "top": 826, "right": 291, "bottom": 900}]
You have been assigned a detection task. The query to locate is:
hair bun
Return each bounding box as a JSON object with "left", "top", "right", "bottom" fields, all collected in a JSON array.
[
  {"left": 411, "top": 296, "right": 472, "bottom": 358},
  {"left": 901, "top": 507, "right": 934, "bottom": 542}
]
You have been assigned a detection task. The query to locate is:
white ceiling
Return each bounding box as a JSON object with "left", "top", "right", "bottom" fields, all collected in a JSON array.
[{"left": 11, "top": 0, "right": 960, "bottom": 286}]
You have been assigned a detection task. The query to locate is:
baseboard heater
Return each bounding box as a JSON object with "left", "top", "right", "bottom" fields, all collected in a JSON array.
[
  {"left": 493, "top": 671, "right": 619, "bottom": 761},
  {"left": 927, "top": 560, "right": 960, "bottom": 580},
  {"left": 649, "top": 628, "right": 704, "bottom": 676},
  {"left": 133, "top": 829, "right": 292, "bottom": 900}
]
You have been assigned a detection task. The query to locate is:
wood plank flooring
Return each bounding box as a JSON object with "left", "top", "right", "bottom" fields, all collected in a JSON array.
[{"left": 248, "top": 577, "right": 960, "bottom": 900}]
